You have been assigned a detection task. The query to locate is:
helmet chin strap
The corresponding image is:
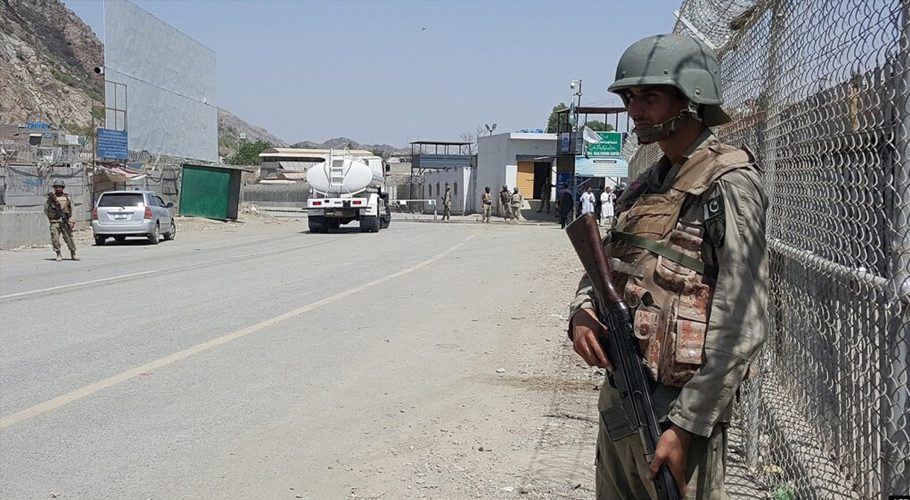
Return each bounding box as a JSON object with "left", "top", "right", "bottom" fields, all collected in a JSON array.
[{"left": 633, "top": 104, "right": 701, "bottom": 144}]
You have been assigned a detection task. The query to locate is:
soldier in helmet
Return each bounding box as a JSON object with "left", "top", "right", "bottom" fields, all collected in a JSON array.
[
  {"left": 510, "top": 186, "right": 523, "bottom": 223},
  {"left": 567, "top": 34, "right": 768, "bottom": 498},
  {"left": 45, "top": 178, "right": 78, "bottom": 261},
  {"left": 498, "top": 185, "right": 512, "bottom": 222},
  {"left": 480, "top": 186, "right": 493, "bottom": 223}
]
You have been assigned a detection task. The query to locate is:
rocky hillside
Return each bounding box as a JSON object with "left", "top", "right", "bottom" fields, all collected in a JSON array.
[
  {"left": 217, "top": 108, "right": 288, "bottom": 158},
  {"left": 0, "top": 0, "right": 286, "bottom": 159},
  {"left": 0, "top": 0, "right": 103, "bottom": 135},
  {"left": 291, "top": 137, "right": 406, "bottom": 156}
]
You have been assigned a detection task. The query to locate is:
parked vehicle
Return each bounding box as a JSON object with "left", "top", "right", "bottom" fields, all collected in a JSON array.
[
  {"left": 92, "top": 190, "right": 175, "bottom": 245},
  {"left": 306, "top": 150, "right": 391, "bottom": 233}
]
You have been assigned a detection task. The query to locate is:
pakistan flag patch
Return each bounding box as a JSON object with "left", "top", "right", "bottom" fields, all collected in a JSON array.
[{"left": 703, "top": 195, "right": 725, "bottom": 247}]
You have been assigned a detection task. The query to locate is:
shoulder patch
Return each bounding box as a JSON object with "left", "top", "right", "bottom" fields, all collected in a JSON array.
[
  {"left": 703, "top": 195, "right": 725, "bottom": 247},
  {"left": 704, "top": 195, "right": 724, "bottom": 220}
]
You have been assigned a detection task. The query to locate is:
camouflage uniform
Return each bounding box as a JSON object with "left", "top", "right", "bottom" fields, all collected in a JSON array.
[
  {"left": 45, "top": 191, "right": 77, "bottom": 260},
  {"left": 570, "top": 130, "right": 768, "bottom": 499},
  {"left": 510, "top": 189, "right": 523, "bottom": 223},
  {"left": 481, "top": 191, "right": 493, "bottom": 223},
  {"left": 499, "top": 187, "right": 512, "bottom": 221}
]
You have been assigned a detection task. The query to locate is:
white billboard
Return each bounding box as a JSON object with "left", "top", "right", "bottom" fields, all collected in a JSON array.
[{"left": 104, "top": 0, "right": 217, "bottom": 162}]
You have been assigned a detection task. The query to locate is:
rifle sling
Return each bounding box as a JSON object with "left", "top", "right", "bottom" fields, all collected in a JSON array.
[{"left": 610, "top": 230, "right": 705, "bottom": 274}]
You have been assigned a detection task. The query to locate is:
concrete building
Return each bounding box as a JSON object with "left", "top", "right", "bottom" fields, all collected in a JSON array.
[
  {"left": 473, "top": 132, "right": 557, "bottom": 213},
  {"left": 422, "top": 166, "right": 473, "bottom": 215}
]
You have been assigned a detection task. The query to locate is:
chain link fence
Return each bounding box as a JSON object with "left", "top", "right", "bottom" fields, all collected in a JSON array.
[{"left": 624, "top": 0, "right": 910, "bottom": 497}]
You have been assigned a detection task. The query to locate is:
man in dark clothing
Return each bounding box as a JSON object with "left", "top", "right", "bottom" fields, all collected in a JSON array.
[
  {"left": 558, "top": 187, "right": 574, "bottom": 229},
  {"left": 537, "top": 179, "right": 552, "bottom": 213}
]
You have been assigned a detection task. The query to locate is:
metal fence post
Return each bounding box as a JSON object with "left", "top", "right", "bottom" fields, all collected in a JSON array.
[{"left": 883, "top": 2, "right": 910, "bottom": 495}]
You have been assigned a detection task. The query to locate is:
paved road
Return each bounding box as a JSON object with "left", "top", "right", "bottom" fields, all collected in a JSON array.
[{"left": 1, "top": 219, "right": 592, "bottom": 499}]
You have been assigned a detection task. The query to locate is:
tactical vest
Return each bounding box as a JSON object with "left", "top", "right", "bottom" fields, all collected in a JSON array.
[
  {"left": 609, "top": 144, "right": 755, "bottom": 387},
  {"left": 48, "top": 195, "right": 72, "bottom": 221}
]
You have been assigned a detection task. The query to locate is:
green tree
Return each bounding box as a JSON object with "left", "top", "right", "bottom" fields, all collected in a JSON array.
[
  {"left": 546, "top": 102, "right": 569, "bottom": 133},
  {"left": 584, "top": 120, "right": 615, "bottom": 131},
  {"left": 228, "top": 140, "right": 272, "bottom": 165}
]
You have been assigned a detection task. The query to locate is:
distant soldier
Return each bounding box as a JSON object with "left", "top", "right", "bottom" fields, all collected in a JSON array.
[
  {"left": 45, "top": 178, "right": 78, "bottom": 261},
  {"left": 510, "top": 187, "right": 523, "bottom": 223},
  {"left": 481, "top": 186, "right": 493, "bottom": 223},
  {"left": 537, "top": 178, "right": 551, "bottom": 213},
  {"left": 441, "top": 183, "right": 452, "bottom": 220},
  {"left": 499, "top": 185, "right": 512, "bottom": 221}
]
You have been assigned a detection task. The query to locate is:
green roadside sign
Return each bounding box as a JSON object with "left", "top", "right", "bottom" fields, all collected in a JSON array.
[{"left": 587, "top": 131, "right": 623, "bottom": 156}]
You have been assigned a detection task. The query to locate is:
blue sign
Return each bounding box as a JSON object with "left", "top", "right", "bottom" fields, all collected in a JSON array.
[
  {"left": 556, "top": 172, "right": 573, "bottom": 192},
  {"left": 559, "top": 133, "right": 571, "bottom": 154},
  {"left": 97, "top": 128, "right": 129, "bottom": 159},
  {"left": 26, "top": 121, "right": 50, "bottom": 129}
]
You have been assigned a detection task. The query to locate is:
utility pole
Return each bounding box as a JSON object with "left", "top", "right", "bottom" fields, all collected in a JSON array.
[{"left": 569, "top": 79, "right": 583, "bottom": 220}]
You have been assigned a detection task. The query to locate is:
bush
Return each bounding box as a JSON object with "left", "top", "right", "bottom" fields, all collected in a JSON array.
[{"left": 51, "top": 68, "right": 80, "bottom": 88}]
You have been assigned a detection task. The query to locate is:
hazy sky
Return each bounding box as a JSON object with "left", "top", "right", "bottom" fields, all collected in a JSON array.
[{"left": 65, "top": 0, "right": 681, "bottom": 147}]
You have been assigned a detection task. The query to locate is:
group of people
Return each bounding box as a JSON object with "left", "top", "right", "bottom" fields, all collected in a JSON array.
[
  {"left": 479, "top": 185, "right": 523, "bottom": 223},
  {"left": 579, "top": 185, "right": 618, "bottom": 226},
  {"left": 445, "top": 180, "right": 624, "bottom": 228},
  {"left": 543, "top": 183, "right": 625, "bottom": 229}
]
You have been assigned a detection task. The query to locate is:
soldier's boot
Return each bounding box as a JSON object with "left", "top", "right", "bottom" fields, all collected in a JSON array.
[
  {"left": 70, "top": 252, "right": 79, "bottom": 261},
  {"left": 55, "top": 252, "right": 62, "bottom": 262}
]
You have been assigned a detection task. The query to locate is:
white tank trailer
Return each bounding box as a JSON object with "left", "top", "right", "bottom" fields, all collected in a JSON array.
[{"left": 306, "top": 151, "right": 391, "bottom": 233}]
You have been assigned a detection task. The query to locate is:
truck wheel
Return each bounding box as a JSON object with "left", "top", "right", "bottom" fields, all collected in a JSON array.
[
  {"left": 94, "top": 236, "right": 106, "bottom": 246},
  {"left": 360, "top": 216, "right": 380, "bottom": 233},
  {"left": 309, "top": 216, "right": 325, "bottom": 233}
]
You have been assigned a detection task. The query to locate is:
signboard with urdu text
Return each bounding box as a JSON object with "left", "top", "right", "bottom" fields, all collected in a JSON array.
[{"left": 586, "top": 131, "right": 623, "bottom": 157}]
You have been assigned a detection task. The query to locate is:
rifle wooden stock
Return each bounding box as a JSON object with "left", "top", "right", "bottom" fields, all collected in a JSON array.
[{"left": 565, "top": 214, "right": 681, "bottom": 500}]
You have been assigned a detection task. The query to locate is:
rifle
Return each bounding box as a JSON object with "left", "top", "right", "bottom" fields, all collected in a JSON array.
[
  {"left": 47, "top": 193, "right": 73, "bottom": 233},
  {"left": 565, "top": 213, "right": 680, "bottom": 500}
]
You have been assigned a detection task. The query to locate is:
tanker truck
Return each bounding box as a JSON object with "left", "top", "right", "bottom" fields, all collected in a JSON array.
[{"left": 306, "top": 150, "right": 392, "bottom": 233}]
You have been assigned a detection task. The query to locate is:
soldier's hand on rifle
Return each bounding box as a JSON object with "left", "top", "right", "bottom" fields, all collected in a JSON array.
[
  {"left": 649, "top": 424, "right": 690, "bottom": 496},
  {"left": 68, "top": 222, "right": 75, "bottom": 231},
  {"left": 569, "top": 308, "right": 613, "bottom": 371}
]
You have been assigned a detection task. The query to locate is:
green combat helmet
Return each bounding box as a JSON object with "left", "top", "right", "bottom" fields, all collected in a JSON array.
[
  {"left": 608, "top": 33, "right": 730, "bottom": 143},
  {"left": 52, "top": 178, "right": 65, "bottom": 188}
]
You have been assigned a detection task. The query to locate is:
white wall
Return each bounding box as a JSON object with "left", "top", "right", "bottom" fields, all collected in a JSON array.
[
  {"left": 0, "top": 211, "right": 50, "bottom": 249},
  {"left": 423, "top": 167, "right": 473, "bottom": 214},
  {"left": 476, "top": 134, "right": 510, "bottom": 214},
  {"left": 104, "top": 0, "right": 218, "bottom": 163},
  {"left": 476, "top": 133, "right": 556, "bottom": 212}
]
